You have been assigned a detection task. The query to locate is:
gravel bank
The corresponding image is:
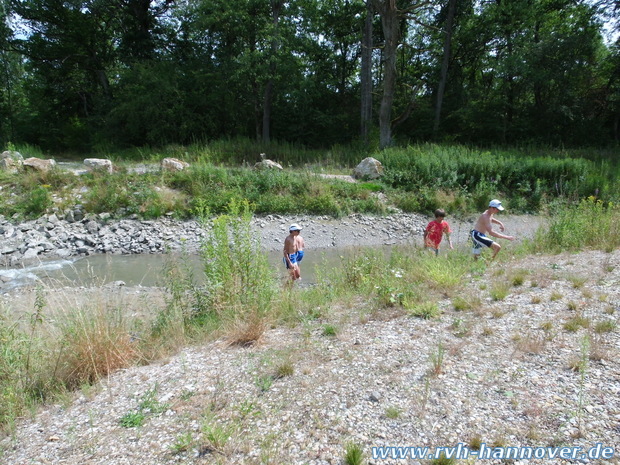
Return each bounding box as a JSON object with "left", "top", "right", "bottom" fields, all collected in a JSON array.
[{"left": 0, "top": 245, "right": 618, "bottom": 465}]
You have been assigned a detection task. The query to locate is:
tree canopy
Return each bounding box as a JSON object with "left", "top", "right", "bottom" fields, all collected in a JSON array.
[{"left": 1, "top": 0, "right": 619, "bottom": 151}]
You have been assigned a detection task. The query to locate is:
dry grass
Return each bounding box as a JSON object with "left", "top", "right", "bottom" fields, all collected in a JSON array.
[
  {"left": 55, "top": 304, "right": 142, "bottom": 389},
  {"left": 513, "top": 333, "right": 546, "bottom": 355},
  {"left": 225, "top": 312, "right": 268, "bottom": 347}
]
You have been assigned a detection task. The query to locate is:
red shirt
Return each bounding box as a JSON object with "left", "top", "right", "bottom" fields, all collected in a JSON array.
[{"left": 425, "top": 219, "right": 451, "bottom": 249}]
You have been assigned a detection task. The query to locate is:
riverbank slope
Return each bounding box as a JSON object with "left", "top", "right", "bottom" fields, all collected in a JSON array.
[{"left": 0, "top": 246, "right": 618, "bottom": 465}]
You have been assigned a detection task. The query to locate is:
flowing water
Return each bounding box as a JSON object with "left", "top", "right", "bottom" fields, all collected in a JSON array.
[
  {"left": 0, "top": 213, "right": 541, "bottom": 291},
  {"left": 1, "top": 246, "right": 381, "bottom": 290}
]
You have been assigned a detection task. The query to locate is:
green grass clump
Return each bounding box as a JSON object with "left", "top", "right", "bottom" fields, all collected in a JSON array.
[
  {"left": 344, "top": 442, "right": 365, "bottom": 465},
  {"left": 594, "top": 320, "right": 617, "bottom": 333},
  {"left": 384, "top": 406, "right": 402, "bottom": 419},
  {"left": 408, "top": 302, "right": 441, "bottom": 319},
  {"left": 322, "top": 324, "right": 338, "bottom": 336},
  {"left": 489, "top": 282, "right": 510, "bottom": 301},
  {"left": 430, "top": 452, "right": 457, "bottom": 465},
  {"left": 563, "top": 315, "right": 591, "bottom": 332},
  {"left": 120, "top": 411, "right": 146, "bottom": 428},
  {"left": 532, "top": 197, "right": 620, "bottom": 252}
]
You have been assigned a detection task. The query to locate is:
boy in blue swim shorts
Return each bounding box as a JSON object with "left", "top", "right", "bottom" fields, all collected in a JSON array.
[
  {"left": 471, "top": 199, "right": 515, "bottom": 261},
  {"left": 283, "top": 223, "right": 304, "bottom": 282}
]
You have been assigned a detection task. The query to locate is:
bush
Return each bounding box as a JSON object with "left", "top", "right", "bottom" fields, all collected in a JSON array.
[
  {"left": 533, "top": 196, "right": 620, "bottom": 252},
  {"left": 198, "top": 199, "right": 279, "bottom": 344}
]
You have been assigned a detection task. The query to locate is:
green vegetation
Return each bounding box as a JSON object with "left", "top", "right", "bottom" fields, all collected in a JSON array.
[
  {"left": 0, "top": 192, "right": 619, "bottom": 432},
  {"left": 530, "top": 196, "right": 620, "bottom": 253},
  {"left": 344, "top": 442, "right": 365, "bottom": 465},
  {"left": 428, "top": 341, "right": 446, "bottom": 377},
  {"left": 430, "top": 452, "right": 457, "bottom": 465},
  {"left": 119, "top": 386, "right": 168, "bottom": 428},
  {"left": 119, "top": 411, "right": 146, "bottom": 428},
  {"left": 2, "top": 141, "right": 620, "bottom": 220},
  {"left": 384, "top": 406, "right": 402, "bottom": 420}
]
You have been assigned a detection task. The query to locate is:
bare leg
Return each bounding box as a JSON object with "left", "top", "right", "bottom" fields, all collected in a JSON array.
[{"left": 491, "top": 242, "right": 501, "bottom": 260}]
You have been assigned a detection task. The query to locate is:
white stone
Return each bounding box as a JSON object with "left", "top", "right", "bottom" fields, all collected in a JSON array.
[
  {"left": 353, "top": 157, "right": 383, "bottom": 179},
  {"left": 23, "top": 157, "right": 56, "bottom": 172},
  {"left": 84, "top": 158, "right": 114, "bottom": 173},
  {"left": 161, "top": 157, "right": 190, "bottom": 171}
]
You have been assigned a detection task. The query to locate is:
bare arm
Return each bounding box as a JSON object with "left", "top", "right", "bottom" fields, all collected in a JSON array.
[
  {"left": 488, "top": 229, "right": 515, "bottom": 241},
  {"left": 491, "top": 217, "right": 505, "bottom": 231},
  {"left": 445, "top": 232, "right": 453, "bottom": 249}
]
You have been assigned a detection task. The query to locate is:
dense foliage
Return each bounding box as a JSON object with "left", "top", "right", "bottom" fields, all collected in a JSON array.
[
  {"left": 1, "top": 141, "right": 616, "bottom": 220},
  {"left": 1, "top": 0, "right": 620, "bottom": 151}
]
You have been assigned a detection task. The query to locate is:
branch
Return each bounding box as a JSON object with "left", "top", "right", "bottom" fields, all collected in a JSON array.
[
  {"left": 391, "top": 83, "right": 422, "bottom": 130},
  {"left": 400, "top": 1, "right": 434, "bottom": 16}
]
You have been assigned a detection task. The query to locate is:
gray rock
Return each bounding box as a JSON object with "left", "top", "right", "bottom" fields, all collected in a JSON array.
[
  {"left": 161, "top": 157, "right": 190, "bottom": 171},
  {"left": 353, "top": 157, "right": 384, "bottom": 180},
  {"left": 23, "top": 157, "right": 56, "bottom": 172},
  {"left": 84, "top": 158, "right": 113, "bottom": 173}
]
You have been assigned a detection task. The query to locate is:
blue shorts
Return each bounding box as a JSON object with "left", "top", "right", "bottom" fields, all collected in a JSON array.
[
  {"left": 471, "top": 230, "right": 494, "bottom": 254},
  {"left": 283, "top": 251, "right": 304, "bottom": 269}
]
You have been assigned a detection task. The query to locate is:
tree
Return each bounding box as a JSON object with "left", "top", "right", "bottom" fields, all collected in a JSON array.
[
  {"left": 360, "top": 0, "right": 373, "bottom": 143},
  {"left": 432, "top": 0, "right": 456, "bottom": 134},
  {"left": 262, "top": 0, "right": 284, "bottom": 143},
  {"left": 372, "top": 0, "right": 433, "bottom": 149}
]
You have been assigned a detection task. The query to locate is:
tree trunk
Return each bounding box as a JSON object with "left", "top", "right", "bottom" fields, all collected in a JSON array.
[
  {"left": 360, "top": 0, "right": 373, "bottom": 143},
  {"left": 433, "top": 0, "right": 457, "bottom": 134},
  {"left": 262, "top": 0, "right": 283, "bottom": 143},
  {"left": 262, "top": 80, "right": 274, "bottom": 142},
  {"left": 373, "top": 0, "right": 400, "bottom": 149}
]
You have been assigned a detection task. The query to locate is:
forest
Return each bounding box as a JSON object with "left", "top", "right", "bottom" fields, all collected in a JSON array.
[{"left": 1, "top": 0, "right": 620, "bottom": 153}]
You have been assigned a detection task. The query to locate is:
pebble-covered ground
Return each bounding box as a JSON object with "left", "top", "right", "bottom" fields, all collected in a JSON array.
[{"left": 1, "top": 245, "right": 618, "bottom": 465}]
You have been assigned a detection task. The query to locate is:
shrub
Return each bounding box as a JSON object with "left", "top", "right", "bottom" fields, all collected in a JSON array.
[
  {"left": 198, "top": 199, "right": 278, "bottom": 344},
  {"left": 533, "top": 197, "right": 620, "bottom": 252}
]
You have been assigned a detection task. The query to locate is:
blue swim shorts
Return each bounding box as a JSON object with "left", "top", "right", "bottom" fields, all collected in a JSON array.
[
  {"left": 471, "top": 230, "right": 494, "bottom": 254},
  {"left": 283, "top": 251, "right": 303, "bottom": 269}
]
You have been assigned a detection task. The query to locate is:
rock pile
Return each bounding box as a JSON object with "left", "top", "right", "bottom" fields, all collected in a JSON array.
[{"left": 0, "top": 213, "right": 207, "bottom": 267}]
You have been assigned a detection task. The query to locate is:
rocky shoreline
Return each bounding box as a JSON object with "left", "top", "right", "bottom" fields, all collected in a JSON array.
[
  {"left": 0, "top": 248, "right": 618, "bottom": 465},
  {"left": 0, "top": 210, "right": 541, "bottom": 272}
]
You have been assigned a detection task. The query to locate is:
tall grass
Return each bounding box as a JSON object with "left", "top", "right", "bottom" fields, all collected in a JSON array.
[
  {"left": 377, "top": 144, "right": 618, "bottom": 213},
  {"left": 530, "top": 196, "right": 620, "bottom": 252},
  {"left": 0, "top": 288, "right": 145, "bottom": 432}
]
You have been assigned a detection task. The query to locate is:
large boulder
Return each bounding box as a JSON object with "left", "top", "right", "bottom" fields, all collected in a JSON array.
[
  {"left": 24, "top": 157, "right": 56, "bottom": 173},
  {"left": 353, "top": 157, "right": 383, "bottom": 180},
  {"left": 161, "top": 157, "right": 190, "bottom": 172},
  {"left": 0, "top": 151, "right": 24, "bottom": 173},
  {"left": 84, "top": 158, "right": 114, "bottom": 173}
]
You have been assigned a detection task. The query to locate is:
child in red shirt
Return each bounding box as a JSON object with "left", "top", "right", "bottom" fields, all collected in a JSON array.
[{"left": 424, "top": 209, "right": 453, "bottom": 255}]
